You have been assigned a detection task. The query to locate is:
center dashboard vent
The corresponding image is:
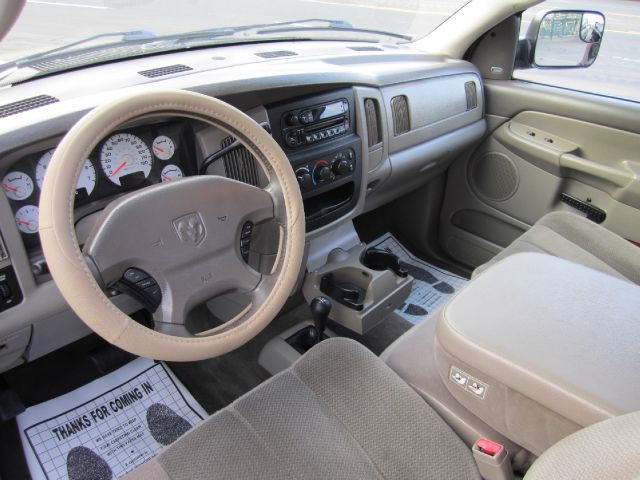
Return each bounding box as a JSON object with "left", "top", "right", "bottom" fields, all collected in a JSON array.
[
  {"left": 364, "top": 98, "right": 382, "bottom": 147},
  {"left": 220, "top": 136, "right": 260, "bottom": 187},
  {"left": 390, "top": 95, "right": 410, "bottom": 136},
  {"left": 254, "top": 50, "right": 298, "bottom": 59},
  {"left": 138, "top": 64, "right": 193, "bottom": 78},
  {"left": 0, "top": 94, "right": 59, "bottom": 118}
]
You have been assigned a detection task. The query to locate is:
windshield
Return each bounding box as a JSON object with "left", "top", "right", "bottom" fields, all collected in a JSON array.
[{"left": 1, "top": 0, "right": 470, "bottom": 66}]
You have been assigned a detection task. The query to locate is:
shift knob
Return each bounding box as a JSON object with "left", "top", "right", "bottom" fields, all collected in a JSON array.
[{"left": 310, "top": 296, "right": 332, "bottom": 344}]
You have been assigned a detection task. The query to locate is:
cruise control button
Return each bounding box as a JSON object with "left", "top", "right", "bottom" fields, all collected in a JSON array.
[
  {"left": 143, "top": 285, "right": 162, "bottom": 304},
  {"left": 124, "top": 268, "right": 149, "bottom": 283},
  {"left": 136, "top": 277, "right": 157, "bottom": 290}
]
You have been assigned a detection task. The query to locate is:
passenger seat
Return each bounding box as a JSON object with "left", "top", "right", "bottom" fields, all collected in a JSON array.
[{"left": 473, "top": 211, "right": 640, "bottom": 285}]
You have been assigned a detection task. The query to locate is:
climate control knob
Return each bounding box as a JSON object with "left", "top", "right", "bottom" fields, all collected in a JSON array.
[
  {"left": 295, "top": 168, "right": 313, "bottom": 191},
  {"left": 313, "top": 164, "right": 333, "bottom": 184},
  {"left": 332, "top": 159, "right": 351, "bottom": 176}
]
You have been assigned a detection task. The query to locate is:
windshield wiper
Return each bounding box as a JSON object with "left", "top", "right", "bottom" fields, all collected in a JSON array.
[
  {"left": 255, "top": 24, "right": 412, "bottom": 42},
  {"left": 2, "top": 30, "right": 156, "bottom": 70},
  {"left": 0, "top": 19, "right": 410, "bottom": 86},
  {"left": 176, "top": 19, "right": 410, "bottom": 43}
]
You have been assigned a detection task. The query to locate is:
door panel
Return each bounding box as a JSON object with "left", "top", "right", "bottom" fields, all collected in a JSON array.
[{"left": 439, "top": 81, "right": 640, "bottom": 269}]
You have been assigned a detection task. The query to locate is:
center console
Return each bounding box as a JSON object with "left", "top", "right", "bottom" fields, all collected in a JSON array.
[
  {"left": 268, "top": 89, "right": 362, "bottom": 231},
  {"left": 385, "top": 252, "right": 640, "bottom": 463}
]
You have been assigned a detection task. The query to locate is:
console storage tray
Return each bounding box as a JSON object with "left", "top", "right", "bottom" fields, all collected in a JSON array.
[{"left": 436, "top": 253, "right": 640, "bottom": 455}]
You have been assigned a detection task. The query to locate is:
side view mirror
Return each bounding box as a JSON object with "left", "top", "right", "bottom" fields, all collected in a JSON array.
[{"left": 519, "top": 10, "right": 605, "bottom": 68}]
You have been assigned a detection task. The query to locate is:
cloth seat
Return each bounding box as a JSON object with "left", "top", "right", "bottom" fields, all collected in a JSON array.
[
  {"left": 126, "top": 338, "right": 481, "bottom": 480},
  {"left": 125, "top": 337, "right": 640, "bottom": 479},
  {"left": 473, "top": 211, "right": 640, "bottom": 284}
]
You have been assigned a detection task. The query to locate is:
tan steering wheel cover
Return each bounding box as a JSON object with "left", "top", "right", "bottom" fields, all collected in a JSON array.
[{"left": 39, "top": 90, "right": 304, "bottom": 361}]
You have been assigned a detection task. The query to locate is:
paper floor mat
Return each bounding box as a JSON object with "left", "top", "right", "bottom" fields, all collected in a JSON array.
[
  {"left": 17, "top": 357, "right": 206, "bottom": 479},
  {"left": 368, "top": 233, "right": 468, "bottom": 325}
]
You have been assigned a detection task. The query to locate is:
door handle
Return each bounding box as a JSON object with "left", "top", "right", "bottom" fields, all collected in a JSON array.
[{"left": 559, "top": 153, "right": 633, "bottom": 188}]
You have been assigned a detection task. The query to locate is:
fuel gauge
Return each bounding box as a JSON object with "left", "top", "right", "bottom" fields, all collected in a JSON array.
[{"left": 161, "top": 164, "right": 183, "bottom": 182}]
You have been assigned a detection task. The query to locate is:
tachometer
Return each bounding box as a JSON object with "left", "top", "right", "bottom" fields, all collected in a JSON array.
[
  {"left": 100, "top": 133, "right": 153, "bottom": 186},
  {"left": 15, "top": 205, "right": 39, "bottom": 234},
  {"left": 161, "top": 164, "right": 183, "bottom": 182},
  {"left": 2, "top": 171, "right": 34, "bottom": 201},
  {"left": 152, "top": 135, "right": 175, "bottom": 160},
  {"left": 36, "top": 149, "right": 97, "bottom": 197}
]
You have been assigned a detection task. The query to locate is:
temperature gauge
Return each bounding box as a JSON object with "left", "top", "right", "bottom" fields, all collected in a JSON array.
[
  {"left": 2, "top": 171, "right": 34, "bottom": 201},
  {"left": 15, "top": 205, "right": 39, "bottom": 234},
  {"left": 152, "top": 135, "right": 175, "bottom": 160},
  {"left": 161, "top": 164, "right": 183, "bottom": 182}
]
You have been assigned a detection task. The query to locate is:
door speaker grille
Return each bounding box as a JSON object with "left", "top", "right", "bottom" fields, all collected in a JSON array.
[
  {"left": 470, "top": 152, "right": 518, "bottom": 202},
  {"left": 220, "top": 136, "right": 260, "bottom": 187},
  {"left": 390, "top": 95, "right": 409, "bottom": 136}
]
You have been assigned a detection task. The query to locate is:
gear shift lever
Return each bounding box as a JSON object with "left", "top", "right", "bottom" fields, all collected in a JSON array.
[{"left": 309, "top": 296, "right": 332, "bottom": 345}]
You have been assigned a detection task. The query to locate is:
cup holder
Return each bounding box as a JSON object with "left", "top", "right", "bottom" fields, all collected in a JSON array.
[
  {"left": 320, "top": 272, "right": 366, "bottom": 311},
  {"left": 360, "top": 247, "right": 408, "bottom": 277}
]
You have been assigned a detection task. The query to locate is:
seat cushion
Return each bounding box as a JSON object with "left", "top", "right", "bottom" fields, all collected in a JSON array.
[
  {"left": 125, "top": 338, "right": 480, "bottom": 480},
  {"left": 474, "top": 211, "right": 640, "bottom": 285}
]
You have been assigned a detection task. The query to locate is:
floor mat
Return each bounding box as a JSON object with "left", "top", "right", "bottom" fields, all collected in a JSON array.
[
  {"left": 368, "top": 233, "right": 468, "bottom": 324},
  {"left": 16, "top": 357, "right": 206, "bottom": 480}
]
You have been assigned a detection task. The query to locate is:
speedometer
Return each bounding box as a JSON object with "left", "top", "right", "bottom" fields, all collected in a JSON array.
[
  {"left": 36, "top": 149, "right": 96, "bottom": 197},
  {"left": 100, "top": 133, "right": 153, "bottom": 186}
]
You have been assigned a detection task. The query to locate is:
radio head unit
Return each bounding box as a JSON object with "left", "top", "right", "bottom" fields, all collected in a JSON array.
[{"left": 280, "top": 98, "right": 350, "bottom": 149}]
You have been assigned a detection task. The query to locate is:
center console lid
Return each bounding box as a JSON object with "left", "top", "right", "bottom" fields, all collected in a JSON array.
[{"left": 436, "top": 252, "right": 640, "bottom": 454}]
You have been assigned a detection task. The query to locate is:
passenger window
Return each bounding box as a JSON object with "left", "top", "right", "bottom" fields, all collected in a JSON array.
[{"left": 513, "top": 1, "right": 640, "bottom": 102}]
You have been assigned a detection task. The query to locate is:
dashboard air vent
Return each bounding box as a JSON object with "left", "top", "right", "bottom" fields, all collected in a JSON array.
[
  {"left": 0, "top": 233, "right": 7, "bottom": 261},
  {"left": 221, "top": 136, "right": 259, "bottom": 187},
  {"left": 364, "top": 98, "right": 381, "bottom": 147},
  {"left": 138, "top": 64, "right": 193, "bottom": 78},
  {"left": 0, "top": 94, "right": 59, "bottom": 118},
  {"left": 348, "top": 46, "right": 383, "bottom": 52},
  {"left": 390, "top": 95, "right": 409, "bottom": 136},
  {"left": 254, "top": 50, "right": 297, "bottom": 59},
  {"left": 465, "top": 81, "right": 478, "bottom": 110}
]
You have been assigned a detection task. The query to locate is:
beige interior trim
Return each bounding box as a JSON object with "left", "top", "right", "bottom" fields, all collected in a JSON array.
[
  {"left": 39, "top": 90, "right": 304, "bottom": 361},
  {"left": 414, "top": 0, "right": 542, "bottom": 58},
  {"left": 437, "top": 253, "right": 640, "bottom": 427},
  {"left": 524, "top": 411, "right": 640, "bottom": 480},
  {"left": 0, "top": 0, "right": 25, "bottom": 42}
]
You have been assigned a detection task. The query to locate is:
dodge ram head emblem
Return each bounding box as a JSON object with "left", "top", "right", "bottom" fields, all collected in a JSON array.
[{"left": 172, "top": 212, "right": 206, "bottom": 246}]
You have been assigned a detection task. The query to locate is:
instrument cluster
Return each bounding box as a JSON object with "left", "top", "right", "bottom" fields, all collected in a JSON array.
[{"left": 2, "top": 120, "right": 197, "bottom": 248}]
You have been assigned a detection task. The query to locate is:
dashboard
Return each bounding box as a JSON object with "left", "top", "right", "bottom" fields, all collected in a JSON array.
[{"left": 0, "top": 39, "right": 486, "bottom": 369}]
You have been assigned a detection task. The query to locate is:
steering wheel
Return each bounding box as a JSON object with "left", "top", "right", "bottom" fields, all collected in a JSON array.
[{"left": 39, "top": 90, "right": 304, "bottom": 361}]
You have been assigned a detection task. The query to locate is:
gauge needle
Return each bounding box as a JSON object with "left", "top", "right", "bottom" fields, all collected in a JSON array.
[
  {"left": 3, "top": 184, "right": 17, "bottom": 192},
  {"left": 162, "top": 175, "right": 172, "bottom": 182},
  {"left": 110, "top": 161, "right": 127, "bottom": 177},
  {"left": 15, "top": 218, "right": 31, "bottom": 226},
  {"left": 155, "top": 146, "right": 165, "bottom": 153}
]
